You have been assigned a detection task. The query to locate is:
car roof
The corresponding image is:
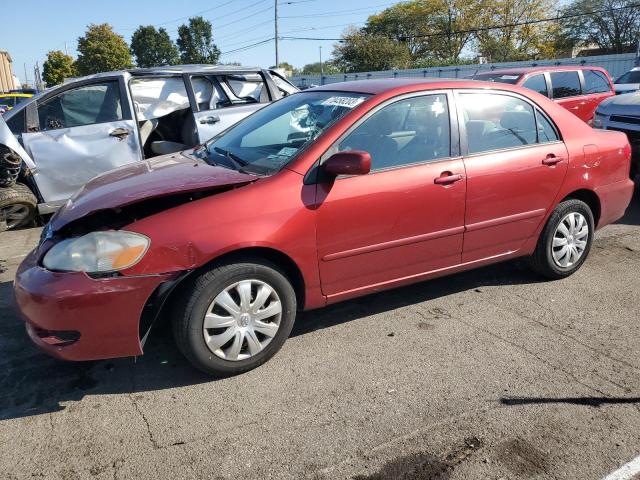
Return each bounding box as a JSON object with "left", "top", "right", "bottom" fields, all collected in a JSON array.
[
  {"left": 64, "top": 64, "right": 264, "bottom": 83},
  {"left": 311, "top": 77, "right": 524, "bottom": 95},
  {"left": 474, "top": 65, "right": 607, "bottom": 76}
]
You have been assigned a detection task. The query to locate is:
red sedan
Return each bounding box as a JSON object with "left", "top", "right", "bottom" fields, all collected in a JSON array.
[{"left": 14, "top": 79, "right": 634, "bottom": 376}]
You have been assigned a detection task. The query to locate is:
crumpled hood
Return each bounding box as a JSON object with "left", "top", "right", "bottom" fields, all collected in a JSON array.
[
  {"left": 598, "top": 91, "right": 640, "bottom": 116},
  {"left": 48, "top": 152, "right": 258, "bottom": 231}
]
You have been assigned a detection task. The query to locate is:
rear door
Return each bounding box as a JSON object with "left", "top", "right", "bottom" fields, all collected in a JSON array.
[
  {"left": 581, "top": 69, "right": 614, "bottom": 121},
  {"left": 456, "top": 90, "right": 568, "bottom": 262},
  {"left": 21, "top": 76, "right": 142, "bottom": 205},
  {"left": 190, "top": 72, "right": 272, "bottom": 143}
]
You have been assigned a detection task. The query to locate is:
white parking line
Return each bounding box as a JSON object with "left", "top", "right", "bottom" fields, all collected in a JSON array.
[{"left": 602, "top": 455, "right": 640, "bottom": 480}]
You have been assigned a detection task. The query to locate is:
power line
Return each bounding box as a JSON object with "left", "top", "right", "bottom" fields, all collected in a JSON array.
[
  {"left": 280, "top": 2, "right": 397, "bottom": 18},
  {"left": 221, "top": 38, "right": 275, "bottom": 56},
  {"left": 281, "top": 2, "right": 640, "bottom": 41}
]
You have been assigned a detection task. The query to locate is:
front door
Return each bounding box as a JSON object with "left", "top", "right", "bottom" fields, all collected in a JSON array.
[
  {"left": 456, "top": 91, "right": 568, "bottom": 262},
  {"left": 190, "top": 74, "right": 269, "bottom": 144},
  {"left": 316, "top": 92, "right": 467, "bottom": 297},
  {"left": 21, "top": 77, "right": 141, "bottom": 205}
]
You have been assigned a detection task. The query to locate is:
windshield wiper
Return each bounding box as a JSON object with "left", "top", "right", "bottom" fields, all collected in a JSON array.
[{"left": 213, "top": 146, "right": 250, "bottom": 173}]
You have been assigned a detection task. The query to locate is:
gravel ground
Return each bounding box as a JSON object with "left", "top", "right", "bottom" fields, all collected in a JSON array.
[{"left": 0, "top": 189, "right": 639, "bottom": 480}]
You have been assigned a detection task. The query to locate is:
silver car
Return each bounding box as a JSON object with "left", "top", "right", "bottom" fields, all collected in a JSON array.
[
  {"left": 0, "top": 65, "right": 298, "bottom": 231},
  {"left": 593, "top": 91, "right": 640, "bottom": 178},
  {"left": 613, "top": 67, "right": 640, "bottom": 95}
]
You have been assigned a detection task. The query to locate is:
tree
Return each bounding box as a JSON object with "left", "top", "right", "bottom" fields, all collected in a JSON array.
[
  {"left": 42, "top": 50, "right": 76, "bottom": 86},
  {"left": 177, "top": 16, "right": 221, "bottom": 64},
  {"left": 298, "top": 61, "right": 340, "bottom": 75},
  {"left": 475, "top": 0, "right": 558, "bottom": 61},
  {"left": 75, "top": 24, "right": 132, "bottom": 75},
  {"left": 269, "top": 62, "right": 296, "bottom": 73},
  {"left": 560, "top": 0, "right": 640, "bottom": 53},
  {"left": 130, "top": 26, "right": 180, "bottom": 67},
  {"left": 333, "top": 27, "right": 412, "bottom": 72}
]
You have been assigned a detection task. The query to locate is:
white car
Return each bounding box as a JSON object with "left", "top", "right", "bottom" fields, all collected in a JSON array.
[
  {"left": 0, "top": 65, "right": 298, "bottom": 231},
  {"left": 614, "top": 67, "right": 640, "bottom": 95}
]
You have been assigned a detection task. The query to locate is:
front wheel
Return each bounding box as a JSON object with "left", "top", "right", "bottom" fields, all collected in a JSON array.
[
  {"left": 529, "top": 199, "right": 594, "bottom": 279},
  {"left": 173, "top": 260, "right": 297, "bottom": 376},
  {"left": 0, "top": 183, "right": 37, "bottom": 232}
]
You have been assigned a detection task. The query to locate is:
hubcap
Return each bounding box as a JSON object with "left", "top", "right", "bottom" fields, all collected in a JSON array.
[
  {"left": 0, "top": 204, "right": 30, "bottom": 230},
  {"left": 202, "top": 279, "right": 282, "bottom": 361},
  {"left": 552, "top": 212, "right": 589, "bottom": 268}
]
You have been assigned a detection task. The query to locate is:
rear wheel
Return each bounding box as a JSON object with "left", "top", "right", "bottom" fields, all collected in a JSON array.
[
  {"left": 529, "top": 199, "right": 594, "bottom": 279},
  {"left": 173, "top": 259, "right": 297, "bottom": 376},
  {"left": 0, "top": 183, "right": 37, "bottom": 232}
]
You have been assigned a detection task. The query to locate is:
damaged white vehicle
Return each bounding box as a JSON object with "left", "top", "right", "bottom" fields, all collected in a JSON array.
[{"left": 0, "top": 65, "right": 298, "bottom": 231}]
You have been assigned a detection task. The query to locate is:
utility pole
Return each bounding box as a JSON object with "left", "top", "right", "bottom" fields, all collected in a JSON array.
[
  {"left": 23, "top": 63, "right": 29, "bottom": 88},
  {"left": 64, "top": 42, "right": 68, "bottom": 56},
  {"left": 274, "top": 0, "right": 279, "bottom": 68},
  {"left": 319, "top": 46, "right": 323, "bottom": 85}
]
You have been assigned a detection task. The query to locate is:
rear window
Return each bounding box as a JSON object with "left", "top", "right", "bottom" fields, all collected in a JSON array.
[
  {"left": 473, "top": 73, "right": 522, "bottom": 84},
  {"left": 550, "top": 71, "right": 581, "bottom": 98},
  {"left": 583, "top": 70, "right": 610, "bottom": 94}
]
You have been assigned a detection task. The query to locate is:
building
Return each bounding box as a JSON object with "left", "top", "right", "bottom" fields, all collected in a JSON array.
[{"left": 0, "top": 51, "right": 19, "bottom": 92}]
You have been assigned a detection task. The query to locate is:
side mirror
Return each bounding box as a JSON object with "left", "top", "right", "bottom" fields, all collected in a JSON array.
[{"left": 323, "top": 150, "right": 371, "bottom": 177}]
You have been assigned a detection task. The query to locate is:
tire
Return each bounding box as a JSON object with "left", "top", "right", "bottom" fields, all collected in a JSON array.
[
  {"left": 529, "top": 199, "right": 594, "bottom": 279},
  {"left": 0, "top": 183, "right": 37, "bottom": 232},
  {"left": 173, "top": 259, "right": 297, "bottom": 376}
]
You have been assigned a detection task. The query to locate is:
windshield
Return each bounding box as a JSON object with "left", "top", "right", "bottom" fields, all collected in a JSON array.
[
  {"left": 616, "top": 70, "right": 640, "bottom": 84},
  {"left": 199, "top": 91, "right": 370, "bottom": 175},
  {"left": 473, "top": 73, "right": 522, "bottom": 84}
]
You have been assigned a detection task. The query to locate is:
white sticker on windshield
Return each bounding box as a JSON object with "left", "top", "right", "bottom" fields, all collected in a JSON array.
[
  {"left": 431, "top": 97, "right": 445, "bottom": 116},
  {"left": 276, "top": 147, "right": 298, "bottom": 157},
  {"left": 321, "top": 96, "right": 365, "bottom": 108},
  {"left": 501, "top": 75, "right": 520, "bottom": 80}
]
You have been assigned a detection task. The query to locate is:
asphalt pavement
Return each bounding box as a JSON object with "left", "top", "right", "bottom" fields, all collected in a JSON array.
[{"left": 1, "top": 188, "right": 639, "bottom": 479}]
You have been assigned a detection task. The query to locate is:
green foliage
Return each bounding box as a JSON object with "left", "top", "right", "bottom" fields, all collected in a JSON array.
[
  {"left": 298, "top": 61, "right": 340, "bottom": 75},
  {"left": 559, "top": 0, "right": 640, "bottom": 53},
  {"left": 42, "top": 50, "right": 76, "bottom": 86},
  {"left": 177, "top": 16, "right": 221, "bottom": 64},
  {"left": 75, "top": 24, "right": 133, "bottom": 76},
  {"left": 333, "top": 27, "right": 413, "bottom": 73},
  {"left": 475, "top": 0, "right": 559, "bottom": 61},
  {"left": 130, "top": 26, "right": 180, "bottom": 68}
]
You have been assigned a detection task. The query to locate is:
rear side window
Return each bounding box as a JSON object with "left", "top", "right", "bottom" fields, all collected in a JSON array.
[
  {"left": 550, "top": 71, "right": 581, "bottom": 98},
  {"left": 191, "top": 76, "right": 229, "bottom": 110},
  {"left": 460, "top": 93, "right": 537, "bottom": 154},
  {"left": 522, "top": 74, "right": 548, "bottom": 97},
  {"left": 583, "top": 70, "right": 610, "bottom": 94},
  {"left": 38, "top": 81, "right": 123, "bottom": 130}
]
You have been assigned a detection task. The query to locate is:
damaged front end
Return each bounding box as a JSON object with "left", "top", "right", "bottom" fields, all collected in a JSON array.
[{"left": 0, "top": 146, "right": 21, "bottom": 188}]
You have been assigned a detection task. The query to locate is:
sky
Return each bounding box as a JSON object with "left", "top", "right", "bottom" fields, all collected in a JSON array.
[{"left": 3, "top": 0, "right": 398, "bottom": 86}]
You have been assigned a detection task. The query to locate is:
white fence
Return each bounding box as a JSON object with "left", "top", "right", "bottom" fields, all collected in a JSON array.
[{"left": 291, "top": 53, "right": 639, "bottom": 87}]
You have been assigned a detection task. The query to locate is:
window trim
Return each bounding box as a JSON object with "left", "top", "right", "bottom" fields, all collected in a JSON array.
[
  {"left": 35, "top": 76, "right": 132, "bottom": 132},
  {"left": 454, "top": 89, "right": 563, "bottom": 158},
  {"left": 316, "top": 90, "right": 459, "bottom": 179}
]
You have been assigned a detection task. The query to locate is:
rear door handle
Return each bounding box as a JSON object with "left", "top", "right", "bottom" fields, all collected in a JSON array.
[
  {"left": 109, "top": 127, "right": 130, "bottom": 140},
  {"left": 542, "top": 154, "right": 566, "bottom": 166},
  {"left": 434, "top": 173, "right": 464, "bottom": 185},
  {"left": 199, "top": 116, "right": 220, "bottom": 125}
]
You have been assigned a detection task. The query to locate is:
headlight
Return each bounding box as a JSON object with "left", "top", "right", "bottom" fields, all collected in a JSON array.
[
  {"left": 43, "top": 231, "right": 150, "bottom": 273},
  {"left": 592, "top": 112, "right": 607, "bottom": 129}
]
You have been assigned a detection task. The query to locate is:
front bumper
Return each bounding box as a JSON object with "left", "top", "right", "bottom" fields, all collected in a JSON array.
[{"left": 14, "top": 249, "right": 172, "bottom": 361}]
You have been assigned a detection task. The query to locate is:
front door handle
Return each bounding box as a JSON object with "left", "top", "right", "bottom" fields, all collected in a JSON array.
[
  {"left": 542, "top": 154, "right": 566, "bottom": 166},
  {"left": 434, "top": 172, "right": 464, "bottom": 185},
  {"left": 199, "top": 115, "right": 221, "bottom": 125},
  {"left": 109, "top": 127, "right": 130, "bottom": 140}
]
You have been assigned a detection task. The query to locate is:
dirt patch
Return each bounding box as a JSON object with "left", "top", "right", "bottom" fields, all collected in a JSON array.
[
  {"left": 353, "top": 437, "right": 482, "bottom": 480},
  {"left": 495, "top": 438, "right": 548, "bottom": 477}
]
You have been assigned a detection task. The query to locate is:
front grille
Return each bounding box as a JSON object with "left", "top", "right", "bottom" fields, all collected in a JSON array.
[{"left": 610, "top": 115, "right": 640, "bottom": 125}]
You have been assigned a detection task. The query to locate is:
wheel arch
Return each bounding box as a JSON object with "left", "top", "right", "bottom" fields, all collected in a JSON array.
[{"left": 560, "top": 189, "right": 601, "bottom": 227}]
